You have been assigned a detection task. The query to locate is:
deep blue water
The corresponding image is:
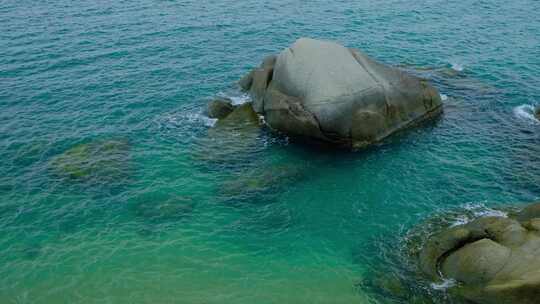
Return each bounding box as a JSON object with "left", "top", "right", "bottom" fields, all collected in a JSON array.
[{"left": 1, "top": 0, "right": 539, "bottom": 303}]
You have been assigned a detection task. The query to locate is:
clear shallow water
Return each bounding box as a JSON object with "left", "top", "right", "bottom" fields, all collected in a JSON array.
[{"left": 1, "top": 0, "right": 539, "bottom": 303}]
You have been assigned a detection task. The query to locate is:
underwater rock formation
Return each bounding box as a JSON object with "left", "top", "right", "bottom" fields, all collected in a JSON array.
[
  {"left": 194, "top": 103, "right": 262, "bottom": 168},
  {"left": 239, "top": 38, "right": 443, "bottom": 148},
  {"left": 131, "top": 192, "right": 194, "bottom": 223},
  {"left": 419, "top": 201, "right": 540, "bottom": 304},
  {"left": 219, "top": 164, "right": 304, "bottom": 205},
  {"left": 49, "top": 139, "right": 130, "bottom": 182}
]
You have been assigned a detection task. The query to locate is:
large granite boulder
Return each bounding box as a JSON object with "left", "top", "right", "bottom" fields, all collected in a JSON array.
[
  {"left": 240, "top": 38, "right": 443, "bottom": 148},
  {"left": 419, "top": 202, "right": 540, "bottom": 304}
]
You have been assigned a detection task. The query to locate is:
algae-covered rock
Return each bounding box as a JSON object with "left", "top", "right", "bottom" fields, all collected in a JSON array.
[
  {"left": 418, "top": 201, "right": 540, "bottom": 304},
  {"left": 49, "top": 139, "right": 130, "bottom": 181}
]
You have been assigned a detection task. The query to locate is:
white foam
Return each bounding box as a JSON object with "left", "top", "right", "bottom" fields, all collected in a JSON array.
[
  {"left": 450, "top": 62, "right": 464, "bottom": 72},
  {"left": 449, "top": 203, "right": 508, "bottom": 227},
  {"left": 189, "top": 113, "right": 217, "bottom": 127},
  {"left": 431, "top": 278, "right": 456, "bottom": 290},
  {"left": 216, "top": 92, "right": 251, "bottom": 106},
  {"left": 450, "top": 215, "right": 469, "bottom": 227},
  {"left": 162, "top": 112, "right": 217, "bottom": 128},
  {"left": 229, "top": 93, "right": 251, "bottom": 105},
  {"left": 465, "top": 202, "right": 508, "bottom": 217},
  {"left": 473, "top": 208, "right": 507, "bottom": 218},
  {"left": 513, "top": 104, "right": 539, "bottom": 124},
  {"left": 440, "top": 94, "right": 448, "bottom": 101}
]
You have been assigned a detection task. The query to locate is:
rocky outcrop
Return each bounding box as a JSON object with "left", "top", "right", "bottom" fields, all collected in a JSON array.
[
  {"left": 419, "top": 202, "right": 540, "bottom": 304},
  {"left": 239, "top": 38, "right": 443, "bottom": 148}
]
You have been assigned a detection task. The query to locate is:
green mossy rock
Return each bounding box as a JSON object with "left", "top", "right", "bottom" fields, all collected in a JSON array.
[{"left": 49, "top": 139, "right": 130, "bottom": 181}]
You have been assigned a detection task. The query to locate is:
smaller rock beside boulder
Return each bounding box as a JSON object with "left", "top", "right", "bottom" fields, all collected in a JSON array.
[
  {"left": 535, "top": 105, "right": 540, "bottom": 120},
  {"left": 207, "top": 97, "right": 235, "bottom": 119}
]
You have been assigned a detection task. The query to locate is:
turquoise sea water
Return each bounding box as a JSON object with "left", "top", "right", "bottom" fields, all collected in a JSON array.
[{"left": 1, "top": 0, "right": 539, "bottom": 303}]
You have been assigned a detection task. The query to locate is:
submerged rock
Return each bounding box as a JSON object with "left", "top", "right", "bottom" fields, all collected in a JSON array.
[
  {"left": 240, "top": 38, "right": 443, "bottom": 148},
  {"left": 213, "top": 102, "right": 260, "bottom": 128},
  {"left": 219, "top": 164, "right": 304, "bottom": 205},
  {"left": 131, "top": 193, "right": 194, "bottom": 223},
  {"left": 49, "top": 139, "right": 130, "bottom": 182},
  {"left": 193, "top": 103, "right": 262, "bottom": 168},
  {"left": 419, "top": 201, "right": 540, "bottom": 304},
  {"left": 206, "top": 97, "right": 234, "bottom": 119}
]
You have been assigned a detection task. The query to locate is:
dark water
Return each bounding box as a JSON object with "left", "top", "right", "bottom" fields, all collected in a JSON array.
[{"left": 1, "top": 0, "right": 539, "bottom": 303}]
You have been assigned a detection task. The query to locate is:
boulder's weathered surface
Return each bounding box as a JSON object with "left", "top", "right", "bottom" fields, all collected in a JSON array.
[
  {"left": 419, "top": 202, "right": 540, "bottom": 304},
  {"left": 207, "top": 97, "right": 234, "bottom": 119},
  {"left": 240, "top": 38, "right": 443, "bottom": 148}
]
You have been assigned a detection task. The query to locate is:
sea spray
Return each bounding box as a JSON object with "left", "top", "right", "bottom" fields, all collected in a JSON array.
[{"left": 513, "top": 104, "right": 539, "bottom": 124}]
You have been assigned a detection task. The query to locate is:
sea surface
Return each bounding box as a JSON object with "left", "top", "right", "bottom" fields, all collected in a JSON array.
[{"left": 1, "top": 0, "right": 539, "bottom": 303}]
